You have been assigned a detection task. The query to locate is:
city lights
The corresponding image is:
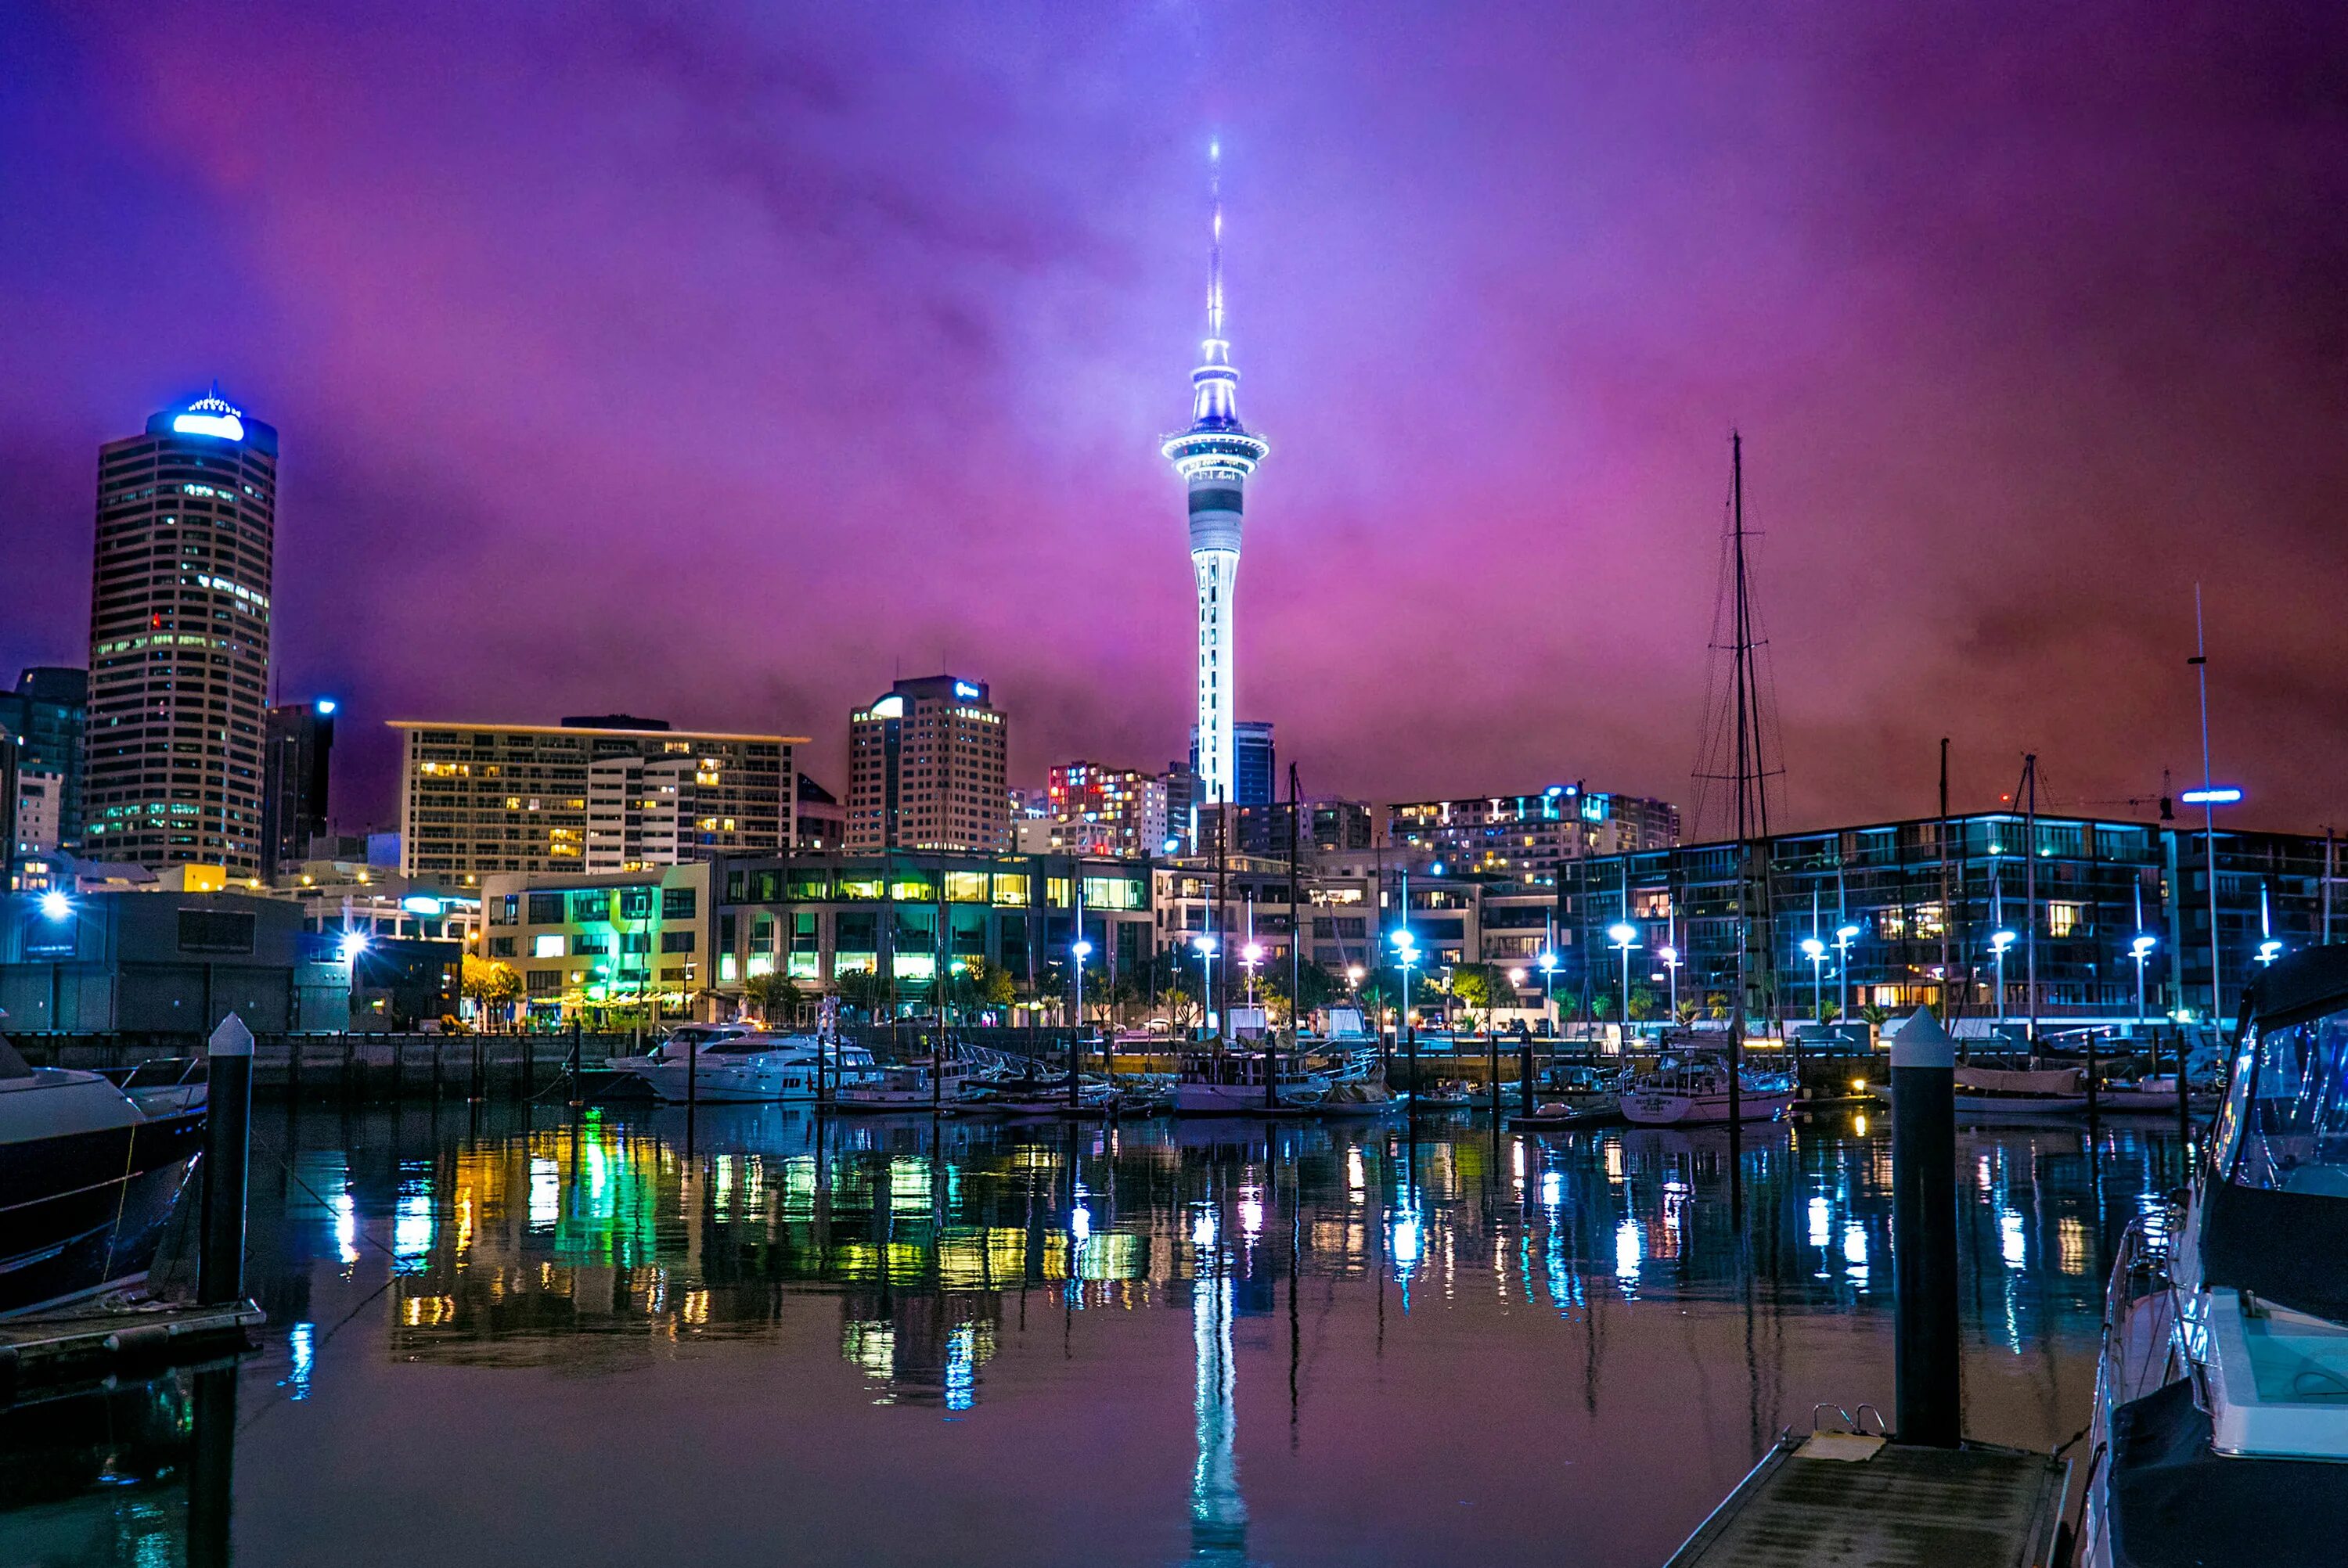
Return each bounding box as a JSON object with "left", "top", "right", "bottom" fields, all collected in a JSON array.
[{"left": 38, "top": 890, "right": 72, "bottom": 921}]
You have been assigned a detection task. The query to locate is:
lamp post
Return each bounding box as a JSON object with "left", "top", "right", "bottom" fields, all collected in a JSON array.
[
  {"left": 1242, "top": 941, "right": 1263, "bottom": 1006},
  {"left": 1834, "top": 922, "right": 1860, "bottom": 1028},
  {"left": 1537, "top": 948, "right": 1559, "bottom": 1039},
  {"left": 1192, "top": 934, "right": 1217, "bottom": 1045},
  {"left": 1606, "top": 922, "right": 1638, "bottom": 1053},
  {"left": 2130, "top": 934, "right": 2156, "bottom": 1030},
  {"left": 1799, "top": 937, "right": 1827, "bottom": 1030},
  {"left": 1990, "top": 929, "right": 2018, "bottom": 1031},
  {"left": 1391, "top": 928, "right": 1418, "bottom": 1082},
  {"left": 1657, "top": 945, "right": 1680, "bottom": 1031}
]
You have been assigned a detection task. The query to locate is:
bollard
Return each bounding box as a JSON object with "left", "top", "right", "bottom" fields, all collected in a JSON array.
[
  {"left": 1889, "top": 1008, "right": 1960, "bottom": 1447},
  {"left": 1518, "top": 1042, "right": 1535, "bottom": 1117},
  {"left": 199, "top": 1014, "right": 254, "bottom": 1306}
]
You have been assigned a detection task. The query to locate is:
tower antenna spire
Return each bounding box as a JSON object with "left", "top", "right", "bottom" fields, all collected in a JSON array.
[{"left": 1206, "top": 138, "right": 1226, "bottom": 354}]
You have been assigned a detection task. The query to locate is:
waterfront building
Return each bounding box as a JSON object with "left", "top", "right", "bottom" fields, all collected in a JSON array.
[
  {"left": 0, "top": 887, "right": 349, "bottom": 1034},
  {"left": 846, "top": 676, "right": 1008, "bottom": 853},
  {"left": 83, "top": 392, "right": 276, "bottom": 877},
  {"left": 795, "top": 773, "right": 845, "bottom": 851},
  {"left": 261, "top": 697, "right": 335, "bottom": 882},
  {"left": 1043, "top": 762, "right": 1167, "bottom": 859},
  {"left": 0, "top": 668, "right": 88, "bottom": 852},
  {"left": 1554, "top": 813, "right": 2348, "bottom": 1031},
  {"left": 393, "top": 718, "right": 798, "bottom": 883},
  {"left": 481, "top": 861, "right": 715, "bottom": 1015},
  {"left": 1196, "top": 797, "right": 1375, "bottom": 858},
  {"left": 715, "top": 852, "right": 1153, "bottom": 998},
  {"left": 1163, "top": 146, "right": 1269, "bottom": 813},
  {"left": 1387, "top": 785, "right": 1680, "bottom": 874}
]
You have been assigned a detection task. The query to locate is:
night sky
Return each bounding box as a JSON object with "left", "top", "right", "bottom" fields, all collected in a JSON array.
[{"left": 6, "top": 2, "right": 2345, "bottom": 837}]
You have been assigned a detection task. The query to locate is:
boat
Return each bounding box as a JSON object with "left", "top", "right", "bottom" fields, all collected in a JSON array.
[
  {"left": 1173, "top": 1048, "right": 1333, "bottom": 1115},
  {"left": 1509, "top": 1065, "right": 1627, "bottom": 1131},
  {"left": 0, "top": 1028, "right": 207, "bottom": 1318},
  {"left": 830, "top": 1061, "right": 974, "bottom": 1113},
  {"left": 1620, "top": 1052, "right": 1794, "bottom": 1126},
  {"left": 1289, "top": 1057, "right": 1400, "bottom": 1117},
  {"left": 2079, "top": 944, "right": 2348, "bottom": 1568},
  {"left": 604, "top": 1027, "right": 879, "bottom": 1102},
  {"left": 1882, "top": 1062, "right": 2091, "bottom": 1116}
]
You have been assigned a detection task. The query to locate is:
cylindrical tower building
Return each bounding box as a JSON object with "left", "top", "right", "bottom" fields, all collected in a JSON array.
[{"left": 1162, "top": 145, "right": 1268, "bottom": 812}]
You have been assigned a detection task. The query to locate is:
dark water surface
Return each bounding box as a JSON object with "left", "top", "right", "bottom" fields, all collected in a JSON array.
[{"left": 2, "top": 1101, "right": 2190, "bottom": 1566}]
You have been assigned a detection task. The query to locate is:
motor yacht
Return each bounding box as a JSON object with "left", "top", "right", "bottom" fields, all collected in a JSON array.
[
  {"left": 0, "top": 1029, "right": 207, "bottom": 1318},
  {"left": 2079, "top": 944, "right": 2348, "bottom": 1566},
  {"left": 606, "top": 1027, "right": 878, "bottom": 1102},
  {"left": 1620, "top": 1052, "right": 1794, "bottom": 1126},
  {"left": 1173, "top": 1049, "right": 1333, "bottom": 1114}
]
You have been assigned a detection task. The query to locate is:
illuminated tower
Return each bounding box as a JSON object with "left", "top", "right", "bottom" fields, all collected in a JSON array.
[{"left": 1162, "top": 142, "right": 1268, "bottom": 814}]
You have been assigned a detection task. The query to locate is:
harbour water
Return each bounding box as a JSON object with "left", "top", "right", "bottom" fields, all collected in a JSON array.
[{"left": 2, "top": 1102, "right": 2188, "bottom": 1566}]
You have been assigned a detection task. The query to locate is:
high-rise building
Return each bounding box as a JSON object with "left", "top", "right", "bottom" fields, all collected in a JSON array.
[
  {"left": 393, "top": 719, "right": 798, "bottom": 883},
  {"left": 846, "top": 676, "right": 1008, "bottom": 851},
  {"left": 0, "top": 668, "right": 88, "bottom": 852},
  {"left": 1387, "top": 786, "right": 1682, "bottom": 873},
  {"left": 1190, "top": 719, "right": 1274, "bottom": 807},
  {"left": 1163, "top": 144, "right": 1268, "bottom": 812},
  {"left": 1043, "top": 762, "right": 1168, "bottom": 859},
  {"left": 84, "top": 391, "right": 276, "bottom": 876},
  {"left": 261, "top": 697, "right": 335, "bottom": 881},
  {"left": 794, "top": 773, "right": 845, "bottom": 851}
]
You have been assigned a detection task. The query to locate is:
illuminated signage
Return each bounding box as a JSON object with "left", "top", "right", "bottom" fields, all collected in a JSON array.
[
  {"left": 172, "top": 412, "right": 245, "bottom": 441},
  {"left": 953, "top": 681, "right": 981, "bottom": 699},
  {"left": 867, "top": 696, "right": 905, "bottom": 719},
  {"left": 401, "top": 895, "right": 445, "bottom": 916},
  {"left": 315, "top": 698, "right": 338, "bottom": 716}
]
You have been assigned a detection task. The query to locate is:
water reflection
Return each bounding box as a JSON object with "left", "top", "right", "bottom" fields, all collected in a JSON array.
[{"left": 2, "top": 1105, "right": 2191, "bottom": 1566}]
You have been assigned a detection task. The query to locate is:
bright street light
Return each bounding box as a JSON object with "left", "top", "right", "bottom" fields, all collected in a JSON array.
[
  {"left": 340, "top": 931, "right": 370, "bottom": 963},
  {"left": 1832, "top": 922, "right": 1860, "bottom": 1024},
  {"left": 1799, "top": 936, "right": 1828, "bottom": 1027},
  {"left": 1071, "top": 939, "right": 1093, "bottom": 958},
  {"left": 1990, "top": 929, "right": 2017, "bottom": 1027},
  {"left": 38, "top": 890, "right": 72, "bottom": 921},
  {"left": 2130, "top": 933, "right": 2158, "bottom": 1026},
  {"left": 1606, "top": 922, "right": 1639, "bottom": 1048}
]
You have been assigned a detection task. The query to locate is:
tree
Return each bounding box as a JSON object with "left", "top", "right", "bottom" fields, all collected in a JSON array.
[
  {"left": 1449, "top": 964, "right": 1518, "bottom": 1029},
  {"left": 951, "top": 958, "right": 1016, "bottom": 1020},
  {"left": 1627, "top": 984, "right": 1658, "bottom": 1022},
  {"left": 1162, "top": 985, "right": 1199, "bottom": 1034},
  {"left": 1859, "top": 1002, "right": 1890, "bottom": 1031},
  {"left": 461, "top": 955, "right": 522, "bottom": 1031},
  {"left": 1262, "top": 960, "right": 1337, "bottom": 1029},
  {"left": 1705, "top": 992, "right": 1732, "bottom": 1023},
  {"left": 834, "top": 966, "right": 885, "bottom": 1019},
  {"left": 743, "top": 970, "right": 802, "bottom": 1025},
  {"left": 1675, "top": 998, "right": 1700, "bottom": 1027}
]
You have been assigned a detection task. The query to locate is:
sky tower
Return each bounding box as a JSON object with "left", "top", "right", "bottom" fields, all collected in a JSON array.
[{"left": 1163, "top": 141, "right": 1268, "bottom": 812}]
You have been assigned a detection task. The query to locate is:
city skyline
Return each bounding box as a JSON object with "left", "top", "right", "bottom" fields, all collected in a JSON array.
[{"left": 6, "top": 2, "right": 2346, "bottom": 840}]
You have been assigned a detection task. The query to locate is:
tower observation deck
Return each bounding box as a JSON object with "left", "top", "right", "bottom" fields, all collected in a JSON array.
[{"left": 1162, "top": 141, "right": 1268, "bottom": 814}]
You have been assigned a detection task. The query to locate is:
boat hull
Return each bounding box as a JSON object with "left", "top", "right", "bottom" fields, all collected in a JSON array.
[
  {"left": 1620, "top": 1089, "right": 1792, "bottom": 1126},
  {"left": 0, "top": 1099, "right": 204, "bottom": 1318}
]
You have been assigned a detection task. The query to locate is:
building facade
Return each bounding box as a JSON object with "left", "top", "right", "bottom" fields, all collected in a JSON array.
[
  {"left": 1189, "top": 720, "right": 1275, "bottom": 807},
  {"left": 846, "top": 676, "right": 1008, "bottom": 852},
  {"left": 1043, "top": 761, "right": 1168, "bottom": 858},
  {"left": 0, "top": 888, "right": 348, "bottom": 1034},
  {"left": 1554, "top": 813, "right": 2348, "bottom": 1033},
  {"left": 1388, "top": 785, "right": 1680, "bottom": 874},
  {"left": 1197, "top": 797, "right": 1375, "bottom": 858},
  {"left": 84, "top": 392, "right": 277, "bottom": 877},
  {"left": 394, "top": 720, "right": 798, "bottom": 883},
  {"left": 0, "top": 667, "right": 88, "bottom": 853},
  {"left": 795, "top": 773, "right": 845, "bottom": 851},
  {"left": 261, "top": 697, "right": 335, "bottom": 881}
]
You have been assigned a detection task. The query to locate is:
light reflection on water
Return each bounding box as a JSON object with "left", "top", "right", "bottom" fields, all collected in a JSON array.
[{"left": 4, "top": 1103, "right": 2189, "bottom": 1566}]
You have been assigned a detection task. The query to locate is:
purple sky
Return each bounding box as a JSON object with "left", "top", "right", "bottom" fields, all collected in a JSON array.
[{"left": 6, "top": 2, "right": 2345, "bottom": 837}]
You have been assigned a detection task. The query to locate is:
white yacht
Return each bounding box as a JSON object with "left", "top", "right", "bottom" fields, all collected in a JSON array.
[
  {"left": 1621, "top": 1052, "right": 1794, "bottom": 1126},
  {"left": 2080, "top": 944, "right": 2348, "bottom": 1567},
  {"left": 1173, "top": 1049, "right": 1332, "bottom": 1114},
  {"left": 607, "top": 1027, "right": 879, "bottom": 1103}
]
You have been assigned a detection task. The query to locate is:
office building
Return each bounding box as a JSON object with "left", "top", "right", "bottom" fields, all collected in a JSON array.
[
  {"left": 1197, "top": 797, "right": 1375, "bottom": 858},
  {"left": 1554, "top": 813, "right": 2348, "bottom": 1033},
  {"left": 261, "top": 696, "right": 335, "bottom": 881},
  {"left": 0, "top": 889, "right": 349, "bottom": 1034},
  {"left": 846, "top": 676, "right": 1008, "bottom": 852},
  {"left": 1388, "top": 785, "right": 1680, "bottom": 873},
  {"left": 1164, "top": 147, "right": 1269, "bottom": 811},
  {"left": 0, "top": 668, "right": 88, "bottom": 851},
  {"left": 83, "top": 392, "right": 275, "bottom": 876},
  {"left": 1189, "top": 720, "right": 1274, "bottom": 807},
  {"left": 394, "top": 718, "right": 798, "bottom": 883},
  {"left": 13, "top": 769, "right": 63, "bottom": 856},
  {"left": 1043, "top": 762, "right": 1168, "bottom": 858}
]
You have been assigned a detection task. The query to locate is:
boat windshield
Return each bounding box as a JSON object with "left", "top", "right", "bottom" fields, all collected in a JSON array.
[{"left": 2202, "top": 982, "right": 2348, "bottom": 1320}]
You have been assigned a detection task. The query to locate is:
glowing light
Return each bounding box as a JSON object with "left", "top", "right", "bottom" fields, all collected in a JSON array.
[
  {"left": 2000, "top": 1210, "right": 2027, "bottom": 1268},
  {"left": 866, "top": 695, "right": 905, "bottom": 719},
  {"left": 1607, "top": 922, "right": 1637, "bottom": 946},
  {"left": 1391, "top": 1210, "right": 1422, "bottom": 1268},
  {"left": 1835, "top": 924, "right": 1860, "bottom": 941},
  {"left": 1071, "top": 939, "right": 1093, "bottom": 959},
  {"left": 1241, "top": 943, "right": 1262, "bottom": 964},
  {"left": 2130, "top": 934, "right": 2158, "bottom": 958},
  {"left": 1239, "top": 1189, "right": 1263, "bottom": 1238},
  {"left": 2179, "top": 787, "right": 2242, "bottom": 805},
  {"left": 1540, "top": 1171, "right": 1563, "bottom": 1210},
  {"left": 340, "top": 931, "right": 369, "bottom": 962},
  {"left": 1190, "top": 1206, "right": 1218, "bottom": 1250},
  {"left": 172, "top": 411, "right": 246, "bottom": 441},
  {"left": 38, "top": 890, "right": 71, "bottom": 921},
  {"left": 1614, "top": 1218, "right": 1643, "bottom": 1287},
  {"left": 1800, "top": 937, "right": 1826, "bottom": 959},
  {"left": 2257, "top": 940, "right": 2283, "bottom": 965},
  {"left": 952, "top": 680, "right": 981, "bottom": 699},
  {"left": 1807, "top": 1196, "right": 1831, "bottom": 1250},
  {"left": 315, "top": 698, "right": 337, "bottom": 715},
  {"left": 1990, "top": 929, "right": 2018, "bottom": 954},
  {"left": 401, "top": 894, "right": 444, "bottom": 916},
  {"left": 1071, "top": 1203, "right": 1091, "bottom": 1243}
]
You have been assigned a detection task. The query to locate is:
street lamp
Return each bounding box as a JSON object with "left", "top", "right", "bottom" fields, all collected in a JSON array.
[
  {"left": 38, "top": 890, "right": 72, "bottom": 922},
  {"left": 1990, "top": 929, "right": 2018, "bottom": 1030},
  {"left": 340, "top": 930, "right": 369, "bottom": 965},
  {"left": 1242, "top": 941, "right": 1263, "bottom": 1005},
  {"left": 1192, "top": 934, "right": 1218, "bottom": 1044},
  {"left": 2129, "top": 933, "right": 2157, "bottom": 1029},
  {"left": 1071, "top": 937, "right": 1093, "bottom": 1027},
  {"left": 1799, "top": 936, "right": 1828, "bottom": 1029},
  {"left": 1391, "top": 927, "right": 1418, "bottom": 1058},
  {"left": 1657, "top": 944, "right": 1681, "bottom": 1029},
  {"left": 1537, "top": 948, "right": 1559, "bottom": 1038},
  {"left": 1833, "top": 922, "right": 1860, "bottom": 1027},
  {"left": 1606, "top": 922, "right": 1638, "bottom": 1050},
  {"left": 1070, "top": 937, "right": 1094, "bottom": 1105}
]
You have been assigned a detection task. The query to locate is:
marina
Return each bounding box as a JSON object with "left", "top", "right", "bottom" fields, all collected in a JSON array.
[{"left": 2, "top": 1087, "right": 2185, "bottom": 1564}]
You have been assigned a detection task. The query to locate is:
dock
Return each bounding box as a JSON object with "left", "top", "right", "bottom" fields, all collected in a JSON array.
[
  {"left": 0, "top": 1299, "right": 262, "bottom": 1400},
  {"left": 1665, "top": 1432, "right": 2067, "bottom": 1568}
]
